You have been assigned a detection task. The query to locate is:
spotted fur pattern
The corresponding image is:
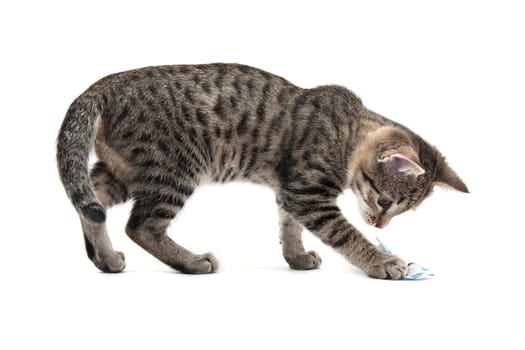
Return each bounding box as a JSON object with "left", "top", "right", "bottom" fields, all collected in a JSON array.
[{"left": 57, "top": 64, "right": 467, "bottom": 278}]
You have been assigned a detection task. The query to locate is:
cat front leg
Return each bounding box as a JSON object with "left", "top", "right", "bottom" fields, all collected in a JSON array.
[
  {"left": 278, "top": 208, "right": 322, "bottom": 270},
  {"left": 279, "top": 194, "right": 407, "bottom": 279}
]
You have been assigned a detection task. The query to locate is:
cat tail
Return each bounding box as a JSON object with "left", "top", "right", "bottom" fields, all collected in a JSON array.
[{"left": 56, "top": 92, "right": 106, "bottom": 223}]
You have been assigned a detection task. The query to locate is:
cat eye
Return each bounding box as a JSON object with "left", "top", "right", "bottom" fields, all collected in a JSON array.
[{"left": 377, "top": 195, "right": 393, "bottom": 210}]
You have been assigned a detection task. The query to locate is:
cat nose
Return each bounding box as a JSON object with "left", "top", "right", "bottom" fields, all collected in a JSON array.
[{"left": 375, "top": 216, "right": 392, "bottom": 229}]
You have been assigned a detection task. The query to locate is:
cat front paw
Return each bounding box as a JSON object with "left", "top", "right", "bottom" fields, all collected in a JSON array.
[
  {"left": 364, "top": 255, "right": 407, "bottom": 280},
  {"left": 285, "top": 250, "right": 322, "bottom": 270}
]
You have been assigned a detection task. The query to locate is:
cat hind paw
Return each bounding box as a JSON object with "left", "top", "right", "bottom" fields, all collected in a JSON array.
[
  {"left": 94, "top": 251, "right": 126, "bottom": 273},
  {"left": 178, "top": 253, "right": 219, "bottom": 274}
]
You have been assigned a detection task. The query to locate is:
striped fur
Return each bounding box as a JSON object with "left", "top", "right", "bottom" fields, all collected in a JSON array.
[{"left": 57, "top": 64, "right": 467, "bottom": 278}]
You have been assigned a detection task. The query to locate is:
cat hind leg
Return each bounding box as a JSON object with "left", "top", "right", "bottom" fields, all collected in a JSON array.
[
  {"left": 125, "top": 187, "right": 218, "bottom": 274},
  {"left": 81, "top": 161, "right": 127, "bottom": 272}
]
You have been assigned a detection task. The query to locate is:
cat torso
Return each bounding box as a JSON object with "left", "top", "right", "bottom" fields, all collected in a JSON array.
[{"left": 93, "top": 64, "right": 366, "bottom": 191}]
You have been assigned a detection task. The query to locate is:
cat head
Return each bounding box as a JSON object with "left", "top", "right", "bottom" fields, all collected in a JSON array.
[{"left": 349, "top": 126, "right": 468, "bottom": 228}]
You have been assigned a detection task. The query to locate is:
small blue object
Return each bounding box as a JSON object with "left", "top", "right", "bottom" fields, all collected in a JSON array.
[
  {"left": 376, "top": 237, "right": 392, "bottom": 255},
  {"left": 376, "top": 237, "right": 434, "bottom": 280},
  {"left": 405, "top": 263, "right": 434, "bottom": 280}
]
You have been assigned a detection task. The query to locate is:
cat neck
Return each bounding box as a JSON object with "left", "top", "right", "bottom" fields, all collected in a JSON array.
[
  {"left": 355, "top": 109, "right": 393, "bottom": 145},
  {"left": 345, "top": 109, "right": 396, "bottom": 188}
]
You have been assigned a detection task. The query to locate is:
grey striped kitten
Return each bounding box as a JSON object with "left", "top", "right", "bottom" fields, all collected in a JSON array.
[{"left": 57, "top": 64, "right": 467, "bottom": 279}]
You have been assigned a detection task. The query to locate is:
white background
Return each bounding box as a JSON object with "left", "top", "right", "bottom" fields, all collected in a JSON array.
[{"left": 1, "top": 1, "right": 523, "bottom": 349}]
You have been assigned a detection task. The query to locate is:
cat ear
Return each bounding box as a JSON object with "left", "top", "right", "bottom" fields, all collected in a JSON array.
[
  {"left": 435, "top": 158, "right": 469, "bottom": 193},
  {"left": 378, "top": 151, "right": 425, "bottom": 177}
]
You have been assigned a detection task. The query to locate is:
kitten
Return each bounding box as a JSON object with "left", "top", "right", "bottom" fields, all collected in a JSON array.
[{"left": 57, "top": 64, "right": 468, "bottom": 279}]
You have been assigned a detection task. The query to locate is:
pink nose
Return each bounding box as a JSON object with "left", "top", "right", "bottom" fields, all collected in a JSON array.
[{"left": 375, "top": 216, "right": 392, "bottom": 229}]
